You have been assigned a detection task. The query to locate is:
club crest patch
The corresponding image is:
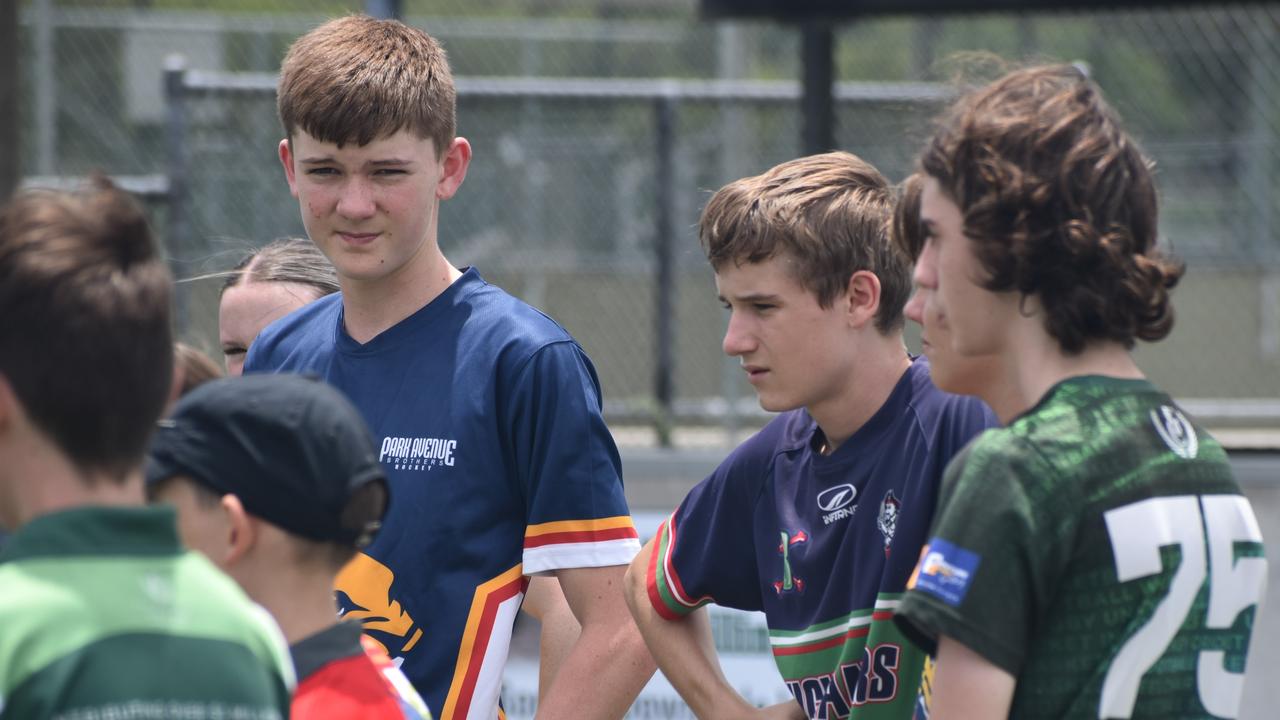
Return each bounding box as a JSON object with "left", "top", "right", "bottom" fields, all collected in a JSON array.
[
  {"left": 876, "top": 490, "right": 901, "bottom": 557},
  {"left": 1150, "top": 405, "right": 1198, "bottom": 459}
]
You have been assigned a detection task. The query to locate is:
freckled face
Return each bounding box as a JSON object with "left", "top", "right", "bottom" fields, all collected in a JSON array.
[
  {"left": 280, "top": 129, "right": 455, "bottom": 285},
  {"left": 218, "top": 281, "right": 322, "bottom": 376}
]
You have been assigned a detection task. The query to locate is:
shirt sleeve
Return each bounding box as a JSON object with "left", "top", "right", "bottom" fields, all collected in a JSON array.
[
  {"left": 507, "top": 341, "right": 639, "bottom": 575},
  {"left": 646, "top": 448, "right": 767, "bottom": 619},
  {"left": 894, "top": 433, "right": 1071, "bottom": 675}
]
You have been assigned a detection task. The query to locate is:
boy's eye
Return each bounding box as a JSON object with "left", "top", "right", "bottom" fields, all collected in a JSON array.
[
  {"left": 306, "top": 167, "right": 338, "bottom": 176},
  {"left": 222, "top": 346, "right": 246, "bottom": 358},
  {"left": 753, "top": 303, "right": 775, "bottom": 312}
]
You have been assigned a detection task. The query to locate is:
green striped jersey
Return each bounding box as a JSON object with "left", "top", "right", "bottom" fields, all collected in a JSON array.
[{"left": 0, "top": 506, "right": 294, "bottom": 720}]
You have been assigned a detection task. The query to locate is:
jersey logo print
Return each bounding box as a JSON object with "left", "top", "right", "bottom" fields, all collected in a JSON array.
[
  {"left": 773, "top": 530, "right": 808, "bottom": 594},
  {"left": 380, "top": 435, "right": 457, "bottom": 472},
  {"left": 1150, "top": 406, "right": 1198, "bottom": 459},
  {"left": 876, "top": 491, "right": 901, "bottom": 557},
  {"left": 336, "top": 553, "right": 425, "bottom": 661},
  {"left": 785, "top": 644, "right": 902, "bottom": 718},
  {"left": 818, "top": 484, "right": 858, "bottom": 526},
  {"left": 912, "top": 539, "right": 980, "bottom": 607}
]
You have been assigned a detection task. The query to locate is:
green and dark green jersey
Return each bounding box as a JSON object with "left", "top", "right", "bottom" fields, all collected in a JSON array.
[
  {"left": 896, "top": 376, "right": 1266, "bottom": 719},
  {"left": 0, "top": 506, "right": 294, "bottom": 720}
]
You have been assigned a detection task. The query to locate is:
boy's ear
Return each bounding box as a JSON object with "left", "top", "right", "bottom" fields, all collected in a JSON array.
[
  {"left": 845, "top": 270, "right": 882, "bottom": 329},
  {"left": 220, "top": 493, "right": 259, "bottom": 567},
  {"left": 435, "top": 137, "right": 471, "bottom": 201},
  {"left": 278, "top": 139, "right": 299, "bottom": 199}
]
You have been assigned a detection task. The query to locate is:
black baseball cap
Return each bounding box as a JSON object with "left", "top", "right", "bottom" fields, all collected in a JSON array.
[{"left": 147, "top": 373, "right": 386, "bottom": 547}]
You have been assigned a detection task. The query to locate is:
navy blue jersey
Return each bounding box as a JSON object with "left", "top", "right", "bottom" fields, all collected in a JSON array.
[
  {"left": 646, "top": 359, "right": 995, "bottom": 719},
  {"left": 245, "top": 268, "right": 639, "bottom": 719}
]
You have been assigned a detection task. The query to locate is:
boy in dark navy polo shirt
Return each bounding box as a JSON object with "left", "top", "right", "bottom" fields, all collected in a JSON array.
[
  {"left": 244, "top": 16, "right": 653, "bottom": 718},
  {"left": 623, "top": 152, "right": 997, "bottom": 720}
]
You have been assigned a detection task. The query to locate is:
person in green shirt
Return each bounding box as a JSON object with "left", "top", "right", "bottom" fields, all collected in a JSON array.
[
  {"left": 0, "top": 179, "right": 293, "bottom": 720},
  {"left": 894, "top": 64, "right": 1267, "bottom": 719}
]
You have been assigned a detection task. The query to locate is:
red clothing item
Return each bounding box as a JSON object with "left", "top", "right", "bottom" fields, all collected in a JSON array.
[{"left": 291, "top": 622, "right": 432, "bottom": 719}]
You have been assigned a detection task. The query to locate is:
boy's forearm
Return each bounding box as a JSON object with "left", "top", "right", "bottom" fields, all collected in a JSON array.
[
  {"left": 534, "top": 609, "right": 655, "bottom": 719},
  {"left": 523, "top": 576, "right": 580, "bottom": 699},
  {"left": 622, "top": 544, "right": 758, "bottom": 720}
]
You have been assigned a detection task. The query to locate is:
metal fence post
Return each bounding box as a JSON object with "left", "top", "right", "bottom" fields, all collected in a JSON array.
[
  {"left": 365, "top": 0, "right": 402, "bottom": 20},
  {"left": 34, "top": 0, "right": 55, "bottom": 176},
  {"left": 654, "top": 94, "right": 677, "bottom": 447},
  {"left": 164, "top": 55, "right": 191, "bottom": 335},
  {"left": 801, "top": 22, "right": 834, "bottom": 155},
  {"left": 0, "top": 0, "right": 18, "bottom": 202}
]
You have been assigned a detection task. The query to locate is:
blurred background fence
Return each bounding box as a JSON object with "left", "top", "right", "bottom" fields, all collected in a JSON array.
[{"left": 12, "top": 1, "right": 1280, "bottom": 441}]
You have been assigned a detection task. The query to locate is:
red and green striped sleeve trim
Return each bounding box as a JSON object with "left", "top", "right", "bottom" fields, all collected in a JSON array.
[{"left": 645, "top": 513, "right": 714, "bottom": 620}]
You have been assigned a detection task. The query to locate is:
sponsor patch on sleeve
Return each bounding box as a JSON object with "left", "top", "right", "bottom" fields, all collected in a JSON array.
[{"left": 909, "top": 538, "right": 981, "bottom": 607}]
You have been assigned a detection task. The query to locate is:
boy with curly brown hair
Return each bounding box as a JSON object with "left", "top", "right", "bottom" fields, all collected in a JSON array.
[{"left": 895, "top": 64, "right": 1267, "bottom": 719}]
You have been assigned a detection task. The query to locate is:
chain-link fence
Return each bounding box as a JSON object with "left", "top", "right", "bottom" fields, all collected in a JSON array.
[{"left": 16, "top": 1, "right": 1280, "bottom": 435}]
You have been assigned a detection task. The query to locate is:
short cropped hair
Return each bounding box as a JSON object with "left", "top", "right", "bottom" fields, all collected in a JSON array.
[
  {"left": 222, "top": 237, "right": 339, "bottom": 300},
  {"left": 0, "top": 178, "right": 172, "bottom": 480},
  {"left": 278, "top": 14, "right": 456, "bottom": 155},
  {"left": 921, "top": 64, "right": 1184, "bottom": 354},
  {"left": 699, "top": 152, "right": 909, "bottom": 334},
  {"left": 892, "top": 173, "right": 926, "bottom": 263}
]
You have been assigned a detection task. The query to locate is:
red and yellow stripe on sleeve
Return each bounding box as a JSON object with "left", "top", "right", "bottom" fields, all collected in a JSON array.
[
  {"left": 522, "top": 516, "right": 641, "bottom": 575},
  {"left": 646, "top": 513, "right": 714, "bottom": 620}
]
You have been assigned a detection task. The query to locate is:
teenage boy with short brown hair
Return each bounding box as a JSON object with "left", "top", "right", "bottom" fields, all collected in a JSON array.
[
  {"left": 623, "top": 152, "right": 996, "bottom": 720},
  {"left": 246, "top": 15, "right": 654, "bottom": 719}
]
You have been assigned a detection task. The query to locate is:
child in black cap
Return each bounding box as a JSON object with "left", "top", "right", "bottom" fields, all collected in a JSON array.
[{"left": 148, "top": 373, "right": 432, "bottom": 719}]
